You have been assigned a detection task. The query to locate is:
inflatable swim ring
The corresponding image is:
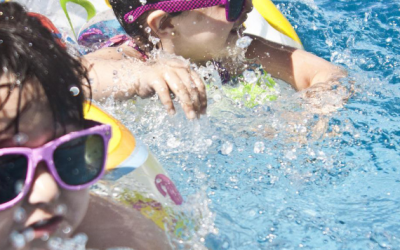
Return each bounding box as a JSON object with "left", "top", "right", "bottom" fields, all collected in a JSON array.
[
  {"left": 85, "top": 104, "right": 188, "bottom": 233},
  {"left": 84, "top": 102, "right": 184, "bottom": 231}
]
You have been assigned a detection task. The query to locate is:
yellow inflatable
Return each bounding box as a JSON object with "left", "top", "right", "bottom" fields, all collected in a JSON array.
[
  {"left": 84, "top": 103, "right": 135, "bottom": 171},
  {"left": 245, "top": 0, "right": 303, "bottom": 49}
]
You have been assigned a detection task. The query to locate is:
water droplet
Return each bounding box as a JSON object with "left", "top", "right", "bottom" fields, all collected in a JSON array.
[
  {"left": 0, "top": 12, "right": 3, "bottom": 16},
  {"left": 128, "top": 15, "right": 134, "bottom": 22},
  {"left": 243, "top": 70, "right": 258, "bottom": 84},
  {"left": 167, "top": 137, "right": 181, "bottom": 148},
  {"left": 14, "top": 180, "right": 25, "bottom": 194},
  {"left": 140, "top": 0, "right": 147, "bottom": 5},
  {"left": 23, "top": 228, "right": 35, "bottom": 242},
  {"left": 10, "top": 231, "right": 26, "bottom": 249},
  {"left": 149, "top": 36, "right": 160, "bottom": 45},
  {"left": 41, "top": 233, "right": 50, "bottom": 241},
  {"left": 117, "top": 47, "right": 123, "bottom": 53},
  {"left": 213, "top": 93, "right": 222, "bottom": 102},
  {"left": 2, "top": 66, "right": 8, "bottom": 73},
  {"left": 236, "top": 36, "right": 253, "bottom": 49},
  {"left": 54, "top": 204, "right": 67, "bottom": 216},
  {"left": 0, "top": 40, "right": 3, "bottom": 45},
  {"left": 69, "top": 86, "right": 80, "bottom": 96},
  {"left": 285, "top": 149, "right": 297, "bottom": 160},
  {"left": 13, "top": 133, "right": 28, "bottom": 146},
  {"left": 47, "top": 237, "right": 63, "bottom": 250},
  {"left": 73, "top": 233, "right": 88, "bottom": 245},
  {"left": 254, "top": 141, "right": 265, "bottom": 154},
  {"left": 221, "top": 141, "right": 233, "bottom": 155},
  {"left": 62, "top": 226, "right": 72, "bottom": 234},
  {"left": 145, "top": 27, "right": 151, "bottom": 33},
  {"left": 28, "top": 43, "right": 33, "bottom": 47},
  {"left": 13, "top": 207, "right": 26, "bottom": 223}
]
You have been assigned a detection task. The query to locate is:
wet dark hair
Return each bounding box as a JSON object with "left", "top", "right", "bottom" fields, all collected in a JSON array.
[
  {"left": 0, "top": 2, "right": 90, "bottom": 134},
  {"left": 110, "top": 0, "right": 181, "bottom": 53}
]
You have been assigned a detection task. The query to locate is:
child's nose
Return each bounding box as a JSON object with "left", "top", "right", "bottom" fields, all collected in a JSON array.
[{"left": 27, "top": 161, "right": 60, "bottom": 205}]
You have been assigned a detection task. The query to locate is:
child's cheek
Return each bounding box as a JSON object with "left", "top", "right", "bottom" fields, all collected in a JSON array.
[
  {"left": 0, "top": 207, "right": 18, "bottom": 249},
  {"left": 63, "top": 189, "right": 90, "bottom": 231}
]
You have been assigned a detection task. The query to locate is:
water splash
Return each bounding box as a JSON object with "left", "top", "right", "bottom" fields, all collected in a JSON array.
[
  {"left": 236, "top": 36, "right": 253, "bottom": 49},
  {"left": 47, "top": 233, "right": 88, "bottom": 250}
]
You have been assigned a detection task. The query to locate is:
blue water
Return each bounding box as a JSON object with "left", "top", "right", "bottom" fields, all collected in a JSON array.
[{"left": 105, "top": 0, "right": 400, "bottom": 249}]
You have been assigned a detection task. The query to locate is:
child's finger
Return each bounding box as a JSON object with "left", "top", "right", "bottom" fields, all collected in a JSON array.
[
  {"left": 177, "top": 68, "right": 202, "bottom": 117},
  {"left": 164, "top": 71, "right": 196, "bottom": 119},
  {"left": 152, "top": 79, "right": 176, "bottom": 115},
  {"left": 190, "top": 70, "right": 207, "bottom": 115}
]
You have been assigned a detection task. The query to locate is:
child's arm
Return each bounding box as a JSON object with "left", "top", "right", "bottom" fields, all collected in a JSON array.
[
  {"left": 83, "top": 44, "right": 207, "bottom": 119},
  {"left": 246, "top": 36, "right": 346, "bottom": 91},
  {"left": 76, "top": 194, "right": 172, "bottom": 250}
]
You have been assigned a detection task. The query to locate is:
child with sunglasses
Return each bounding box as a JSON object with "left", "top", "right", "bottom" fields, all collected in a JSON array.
[
  {"left": 82, "top": 0, "right": 345, "bottom": 118},
  {"left": 0, "top": 2, "right": 170, "bottom": 249}
]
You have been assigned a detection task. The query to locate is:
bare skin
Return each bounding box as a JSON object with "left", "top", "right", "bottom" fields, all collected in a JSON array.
[
  {"left": 84, "top": 45, "right": 207, "bottom": 120},
  {"left": 76, "top": 194, "right": 171, "bottom": 250},
  {"left": 246, "top": 36, "right": 346, "bottom": 91}
]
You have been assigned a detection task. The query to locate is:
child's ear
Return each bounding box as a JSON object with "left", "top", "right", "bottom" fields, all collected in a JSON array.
[{"left": 147, "top": 10, "right": 174, "bottom": 38}]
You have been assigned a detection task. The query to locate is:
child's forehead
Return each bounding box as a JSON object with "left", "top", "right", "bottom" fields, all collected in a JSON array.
[{"left": 0, "top": 75, "right": 53, "bottom": 144}]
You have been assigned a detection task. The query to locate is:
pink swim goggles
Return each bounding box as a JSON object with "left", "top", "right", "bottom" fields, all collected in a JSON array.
[
  {"left": 0, "top": 120, "right": 111, "bottom": 211},
  {"left": 124, "top": 0, "right": 246, "bottom": 24}
]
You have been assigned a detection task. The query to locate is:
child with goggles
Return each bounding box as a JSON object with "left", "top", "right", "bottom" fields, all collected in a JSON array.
[
  {"left": 83, "top": 0, "right": 345, "bottom": 118},
  {"left": 0, "top": 2, "right": 170, "bottom": 249}
]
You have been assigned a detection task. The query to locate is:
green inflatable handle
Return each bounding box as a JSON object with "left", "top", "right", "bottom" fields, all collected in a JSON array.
[{"left": 60, "top": 0, "right": 96, "bottom": 39}]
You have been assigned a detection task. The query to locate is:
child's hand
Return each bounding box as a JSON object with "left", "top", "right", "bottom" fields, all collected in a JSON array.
[
  {"left": 84, "top": 49, "right": 207, "bottom": 119},
  {"left": 131, "top": 58, "right": 207, "bottom": 119}
]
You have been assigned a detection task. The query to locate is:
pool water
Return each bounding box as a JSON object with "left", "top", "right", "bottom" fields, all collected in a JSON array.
[{"left": 102, "top": 0, "right": 400, "bottom": 249}]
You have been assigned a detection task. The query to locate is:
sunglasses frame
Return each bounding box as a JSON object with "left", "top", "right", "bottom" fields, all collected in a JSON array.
[
  {"left": 0, "top": 120, "right": 111, "bottom": 211},
  {"left": 124, "top": 0, "right": 246, "bottom": 24}
]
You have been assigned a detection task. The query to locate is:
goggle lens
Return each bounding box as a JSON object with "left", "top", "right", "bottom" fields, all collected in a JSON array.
[
  {"left": 227, "top": 0, "right": 245, "bottom": 21},
  {"left": 54, "top": 134, "right": 105, "bottom": 186},
  {"left": 0, "top": 154, "right": 28, "bottom": 204}
]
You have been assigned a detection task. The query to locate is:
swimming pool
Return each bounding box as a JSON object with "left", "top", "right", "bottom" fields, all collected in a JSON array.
[{"left": 102, "top": 0, "right": 400, "bottom": 249}]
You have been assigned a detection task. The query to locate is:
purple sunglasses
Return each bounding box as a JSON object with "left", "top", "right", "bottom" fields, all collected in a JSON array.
[
  {"left": 124, "top": 0, "right": 246, "bottom": 24},
  {"left": 0, "top": 120, "right": 111, "bottom": 211}
]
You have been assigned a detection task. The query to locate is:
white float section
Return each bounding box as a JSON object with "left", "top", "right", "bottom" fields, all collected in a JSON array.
[{"left": 244, "top": 8, "right": 303, "bottom": 50}]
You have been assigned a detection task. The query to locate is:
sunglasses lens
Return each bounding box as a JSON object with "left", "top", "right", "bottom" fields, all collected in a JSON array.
[
  {"left": 0, "top": 154, "right": 28, "bottom": 204},
  {"left": 228, "top": 0, "right": 245, "bottom": 21},
  {"left": 54, "top": 134, "right": 105, "bottom": 186}
]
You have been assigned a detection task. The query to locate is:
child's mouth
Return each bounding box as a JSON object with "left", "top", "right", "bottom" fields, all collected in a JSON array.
[{"left": 24, "top": 216, "right": 64, "bottom": 240}]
